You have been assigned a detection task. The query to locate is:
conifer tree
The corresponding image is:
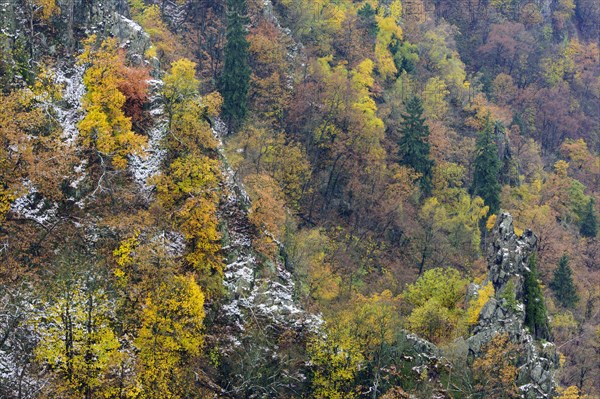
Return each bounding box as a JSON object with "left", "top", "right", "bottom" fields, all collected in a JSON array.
[
  {"left": 220, "top": 0, "right": 251, "bottom": 132},
  {"left": 357, "top": 2, "right": 379, "bottom": 40},
  {"left": 472, "top": 116, "right": 501, "bottom": 214},
  {"left": 398, "top": 95, "right": 434, "bottom": 196},
  {"left": 579, "top": 198, "right": 597, "bottom": 238},
  {"left": 524, "top": 253, "right": 551, "bottom": 340},
  {"left": 550, "top": 254, "right": 579, "bottom": 308},
  {"left": 500, "top": 136, "right": 519, "bottom": 187}
]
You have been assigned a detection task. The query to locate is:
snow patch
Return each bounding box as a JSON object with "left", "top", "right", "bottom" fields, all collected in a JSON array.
[
  {"left": 119, "top": 15, "right": 143, "bottom": 34},
  {"left": 213, "top": 117, "right": 322, "bottom": 333},
  {"left": 53, "top": 65, "right": 85, "bottom": 145},
  {"left": 10, "top": 183, "right": 59, "bottom": 228},
  {"left": 129, "top": 79, "right": 167, "bottom": 191}
]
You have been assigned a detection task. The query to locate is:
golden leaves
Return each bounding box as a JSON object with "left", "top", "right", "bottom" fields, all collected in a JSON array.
[
  {"left": 136, "top": 274, "right": 206, "bottom": 398},
  {"left": 78, "top": 36, "right": 147, "bottom": 169},
  {"left": 466, "top": 281, "right": 494, "bottom": 325}
]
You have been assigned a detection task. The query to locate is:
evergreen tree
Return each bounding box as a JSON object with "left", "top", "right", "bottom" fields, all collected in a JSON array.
[
  {"left": 472, "top": 116, "right": 501, "bottom": 214},
  {"left": 357, "top": 3, "right": 379, "bottom": 40},
  {"left": 220, "top": 0, "right": 251, "bottom": 132},
  {"left": 549, "top": 254, "right": 579, "bottom": 308},
  {"left": 500, "top": 136, "right": 519, "bottom": 187},
  {"left": 579, "top": 198, "right": 597, "bottom": 238},
  {"left": 398, "top": 95, "right": 434, "bottom": 196},
  {"left": 524, "top": 253, "right": 551, "bottom": 340}
]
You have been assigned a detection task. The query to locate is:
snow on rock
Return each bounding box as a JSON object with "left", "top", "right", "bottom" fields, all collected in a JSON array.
[
  {"left": 212, "top": 118, "right": 322, "bottom": 333},
  {"left": 10, "top": 183, "right": 59, "bottom": 228},
  {"left": 53, "top": 64, "right": 85, "bottom": 145},
  {"left": 128, "top": 120, "right": 167, "bottom": 190},
  {"left": 129, "top": 79, "right": 167, "bottom": 192},
  {"left": 261, "top": 0, "right": 302, "bottom": 89},
  {"left": 10, "top": 64, "right": 86, "bottom": 227},
  {"left": 152, "top": 230, "right": 186, "bottom": 257},
  {"left": 70, "top": 159, "right": 88, "bottom": 190},
  {"left": 118, "top": 15, "right": 144, "bottom": 34}
]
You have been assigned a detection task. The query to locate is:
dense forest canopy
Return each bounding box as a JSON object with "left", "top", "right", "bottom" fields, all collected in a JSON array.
[{"left": 0, "top": 0, "right": 598, "bottom": 397}]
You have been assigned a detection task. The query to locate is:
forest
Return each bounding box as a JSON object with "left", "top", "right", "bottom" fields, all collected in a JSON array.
[{"left": 0, "top": 0, "right": 598, "bottom": 397}]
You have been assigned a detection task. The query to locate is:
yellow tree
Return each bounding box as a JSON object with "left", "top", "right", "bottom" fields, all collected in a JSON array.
[
  {"left": 169, "top": 96, "right": 220, "bottom": 154},
  {"left": 466, "top": 282, "right": 495, "bottom": 326},
  {"left": 288, "top": 228, "right": 340, "bottom": 302},
  {"left": 308, "top": 322, "right": 364, "bottom": 399},
  {"left": 162, "top": 59, "right": 222, "bottom": 155},
  {"left": 403, "top": 267, "right": 468, "bottom": 343},
  {"left": 422, "top": 76, "right": 449, "bottom": 120},
  {"left": 136, "top": 274, "right": 206, "bottom": 399},
  {"left": 420, "top": 25, "right": 468, "bottom": 97},
  {"left": 162, "top": 58, "right": 200, "bottom": 124},
  {"left": 309, "top": 290, "right": 401, "bottom": 398},
  {"left": 78, "top": 36, "right": 147, "bottom": 169},
  {"left": 416, "top": 167, "right": 489, "bottom": 269},
  {"left": 555, "top": 386, "right": 590, "bottom": 399},
  {"left": 34, "top": 263, "right": 122, "bottom": 398},
  {"left": 374, "top": 15, "right": 402, "bottom": 79},
  {"left": 177, "top": 196, "right": 222, "bottom": 293},
  {"left": 129, "top": 4, "right": 185, "bottom": 64},
  {"left": 346, "top": 290, "right": 401, "bottom": 396},
  {"left": 154, "top": 154, "right": 220, "bottom": 206},
  {"left": 152, "top": 154, "right": 223, "bottom": 296},
  {"left": 227, "top": 127, "right": 311, "bottom": 209},
  {"left": 312, "top": 57, "right": 386, "bottom": 213},
  {"left": 26, "top": 0, "right": 59, "bottom": 21}
]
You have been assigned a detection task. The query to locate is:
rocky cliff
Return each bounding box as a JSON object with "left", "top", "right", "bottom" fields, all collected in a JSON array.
[
  {"left": 398, "top": 213, "right": 559, "bottom": 398},
  {"left": 0, "top": 0, "right": 149, "bottom": 76},
  {"left": 467, "top": 213, "right": 558, "bottom": 398}
]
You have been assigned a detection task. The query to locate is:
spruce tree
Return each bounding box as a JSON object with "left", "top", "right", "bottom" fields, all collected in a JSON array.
[
  {"left": 549, "top": 254, "right": 579, "bottom": 308},
  {"left": 524, "top": 253, "right": 551, "bottom": 340},
  {"left": 500, "top": 136, "right": 519, "bottom": 187},
  {"left": 580, "top": 198, "right": 597, "bottom": 238},
  {"left": 398, "top": 95, "right": 434, "bottom": 196},
  {"left": 220, "top": 0, "right": 251, "bottom": 132},
  {"left": 357, "top": 3, "right": 379, "bottom": 40},
  {"left": 472, "top": 116, "right": 501, "bottom": 214}
]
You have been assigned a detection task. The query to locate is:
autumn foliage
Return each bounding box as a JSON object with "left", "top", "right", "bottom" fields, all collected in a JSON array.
[{"left": 1, "top": 0, "right": 599, "bottom": 396}]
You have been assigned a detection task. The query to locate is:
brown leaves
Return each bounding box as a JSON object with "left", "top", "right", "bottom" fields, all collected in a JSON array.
[
  {"left": 118, "top": 64, "right": 151, "bottom": 127},
  {"left": 473, "top": 333, "right": 521, "bottom": 398},
  {"left": 78, "top": 36, "right": 148, "bottom": 169},
  {"left": 245, "top": 173, "right": 287, "bottom": 258},
  {"left": 0, "top": 90, "right": 76, "bottom": 213}
]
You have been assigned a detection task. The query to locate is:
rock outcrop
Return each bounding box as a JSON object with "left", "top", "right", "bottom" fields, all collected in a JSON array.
[
  {"left": 53, "top": 0, "right": 131, "bottom": 49},
  {"left": 467, "top": 213, "right": 558, "bottom": 398},
  {"left": 1, "top": 0, "right": 150, "bottom": 65},
  {"left": 397, "top": 213, "right": 559, "bottom": 398}
]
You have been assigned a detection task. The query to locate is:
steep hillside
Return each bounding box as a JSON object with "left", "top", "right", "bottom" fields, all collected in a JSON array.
[{"left": 0, "top": 0, "right": 598, "bottom": 397}]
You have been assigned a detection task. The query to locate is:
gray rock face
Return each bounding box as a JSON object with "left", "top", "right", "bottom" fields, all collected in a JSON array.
[
  {"left": 2, "top": 0, "right": 149, "bottom": 66},
  {"left": 383, "top": 213, "right": 558, "bottom": 398},
  {"left": 110, "top": 15, "right": 151, "bottom": 64},
  {"left": 468, "top": 213, "right": 558, "bottom": 399},
  {"left": 0, "top": 0, "right": 17, "bottom": 38},
  {"left": 54, "top": 0, "right": 129, "bottom": 47},
  {"left": 487, "top": 213, "right": 537, "bottom": 295},
  {"left": 56, "top": 0, "right": 151, "bottom": 59}
]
